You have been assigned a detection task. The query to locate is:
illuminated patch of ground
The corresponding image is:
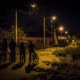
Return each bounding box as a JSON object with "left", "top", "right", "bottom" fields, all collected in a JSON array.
[{"left": 0, "top": 47, "right": 64, "bottom": 80}]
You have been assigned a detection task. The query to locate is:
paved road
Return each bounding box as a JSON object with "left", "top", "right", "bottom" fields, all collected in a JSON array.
[{"left": 0, "top": 47, "right": 63, "bottom": 80}]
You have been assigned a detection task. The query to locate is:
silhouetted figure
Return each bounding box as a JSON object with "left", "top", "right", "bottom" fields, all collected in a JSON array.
[
  {"left": 9, "top": 39, "right": 16, "bottom": 62},
  {"left": 28, "top": 41, "right": 36, "bottom": 66},
  {"left": 1, "top": 38, "right": 8, "bottom": 62},
  {"left": 19, "top": 42, "right": 26, "bottom": 64}
]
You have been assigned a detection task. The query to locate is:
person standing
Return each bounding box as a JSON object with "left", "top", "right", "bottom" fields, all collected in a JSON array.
[
  {"left": 1, "top": 38, "right": 8, "bottom": 62},
  {"left": 19, "top": 42, "right": 26, "bottom": 64},
  {"left": 28, "top": 41, "right": 36, "bottom": 66},
  {"left": 9, "top": 39, "right": 16, "bottom": 62}
]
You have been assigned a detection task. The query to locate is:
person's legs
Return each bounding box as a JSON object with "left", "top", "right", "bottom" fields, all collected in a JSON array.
[
  {"left": 10, "top": 50, "right": 15, "bottom": 62},
  {"left": 13, "top": 50, "right": 16, "bottom": 62},
  {"left": 10, "top": 51, "right": 13, "bottom": 62},
  {"left": 3, "top": 49, "right": 7, "bottom": 62},
  {"left": 13, "top": 53, "right": 15, "bottom": 62},
  {"left": 29, "top": 52, "right": 31, "bottom": 65},
  {"left": 23, "top": 53, "right": 25, "bottom": 63},
  {"left": 20, "top": 53, "right": 22, "bottom": 63},
  {"left": 4, "top": 53, "right": 6, "bottom": 62},
  {"left": 10, "top": 49, "right": 13, "bottom": 62}
]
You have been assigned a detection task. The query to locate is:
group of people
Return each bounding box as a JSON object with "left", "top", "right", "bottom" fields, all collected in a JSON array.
[{"left": 0, "top": 38, "right": 36, "bottom": 65}]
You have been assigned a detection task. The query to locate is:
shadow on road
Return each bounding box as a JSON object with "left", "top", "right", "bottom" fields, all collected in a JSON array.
[
  {"left": 12, "top": 62, "right": 24, "bottom": 70},
  {"left": 25, "top": 64, "right": 37, "bottom": 73},
  {"left": 0, "top": 62, "right": 11, "bottom": 69}
]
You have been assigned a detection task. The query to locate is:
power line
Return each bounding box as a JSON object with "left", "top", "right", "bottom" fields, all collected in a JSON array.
[{"left": 45, "top": 28, "right": 53, "bottom": 34}]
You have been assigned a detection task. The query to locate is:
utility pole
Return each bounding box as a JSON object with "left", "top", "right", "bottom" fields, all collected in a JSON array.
[
  {"left": 31, "top": 4, "right": 46, "bottom": 46},
  {"left": 51, "top": 18, "right": 53, "bottom": 41},
  {"left": 43, "top": 17, "right": 45, "bottom": 46},
  {"left": 54, "top": 27, "right": 58, "bottom": 45},
  {"left": 15, "top": 9, "right": 18, "bottom": 44},
  {"left": 43, "top": 7, "right": 46, "bottom": 46}
]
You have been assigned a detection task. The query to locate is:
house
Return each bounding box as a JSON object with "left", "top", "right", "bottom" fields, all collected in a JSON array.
[
  {"left": 19, "top": 32, "right": 69, "bottom": 45},
  {"left": 19, "top": 32, "right": 52, "bottom": 45}
]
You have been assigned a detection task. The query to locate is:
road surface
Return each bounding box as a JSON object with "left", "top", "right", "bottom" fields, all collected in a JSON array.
[{"left": 0, "top": 47, "right": 63, "bottom": 80}]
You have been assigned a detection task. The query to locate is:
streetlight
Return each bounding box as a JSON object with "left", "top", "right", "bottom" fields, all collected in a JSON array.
[
  {"left": 31, "top": 4, "right": 46, "bottom": 46},
  {"left": 52, "top": 16, "right": 56, "bottom": 20},
  {"left": 31, "top": 4, "right": 58, "bottom": 46},
  {"left": 43, "top": 16, "right": 57, "bottom": 46},
  {"left": 15, "top": 9, "right": 18, "bottom": 44},
  {"left": 43, "top": 16, "right": 56, "bottom": 46},
  {"left": 65, "top": 31, "right": 68, "bottom": 34},
  {"left": 31, "top": 4, "right": 36, "bottom": 8},
  {"left": 15, "top": 4, "right": 37, "bottom": 44},
  {"left": 65, "top": 31, "right": 69, "bottom": 44},
  {"left": 51, "top": 16, "right": 58, "bottom": 45},
  {"left": 51, "top": 16, "right": 56, "bottom": 40},
  {"left": 53, "top": 26, "right": 64, "bottom": 45},
  {"left": 59, "top": 26, "right": 64, "bottom": 41},
  {"left": 65, "top": 31, "right": 68, "bottom": 39}
]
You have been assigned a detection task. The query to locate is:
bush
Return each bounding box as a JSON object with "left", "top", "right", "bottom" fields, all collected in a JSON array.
[{"left": 53, "top": 46, "right": 80, "bottom": 61}]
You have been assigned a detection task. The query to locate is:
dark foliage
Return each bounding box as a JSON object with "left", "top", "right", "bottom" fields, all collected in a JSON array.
[{"left": 0, "top": 0, "right": 38, "bottom": 18}]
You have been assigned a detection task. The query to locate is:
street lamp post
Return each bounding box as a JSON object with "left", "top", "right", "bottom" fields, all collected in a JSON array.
[
  {"left": 59, "top": 26, "right": 64, "bottom": 41},
  {"left": 54, "top": 27, "right": 59, "bottom": 45},
  {"left": 31, "top": 4, "right": 58, "bottom": 46},
  {"left": 51, "top": 16, "right": 58, "bottom": 45},
  {"left": 65, "top": 31, "right": 68, "bottom": 39},
  {"left": 15, "top": 9, "right": 18, "bottom": 44},
  {"left": 65, "top": 31, "right": 68, "bottom": 34},
  {"left": 51, "top": 18, "right": 53, "bottom": 41},
  {"left": 60, "top": 31, "right": 62, "bottom": 41},
  {"left": 43, "top": 16, "right": 56, "bottom": 46},
  {"left": 65, "top": 31, "right": 69, "bottom": 43},
  {"left": 43, "top": 7, "right": 46, "bottom": 46},
  {"left": 31, "top": 4, "right": 36, "bottom": 8},
  {"left": 43, "top": 17, "right": 46, "bottom": 46},
  {"left": 44, "top": 16, "right": 57, "bottom": 46},
  {"left": 31, "top": 4, "right": 46, "bottom": 46}
]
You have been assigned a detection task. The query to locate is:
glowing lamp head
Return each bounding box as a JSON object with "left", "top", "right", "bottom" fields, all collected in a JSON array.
[
  {"left": 65, "top": 31, "right": 68, "bottom": 34},
  {"left": 31, "top": 4, "right": 36, "bottom": 8},
  {"left": 52, "top": 16, "right": 56, "bottom": 20},
  {"left": 59, "top": 27, "right": 63, "bottom": 31}
]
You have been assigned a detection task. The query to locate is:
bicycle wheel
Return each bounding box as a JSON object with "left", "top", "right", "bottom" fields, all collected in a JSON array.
[
  {"left": 33, "top": 53, "right": 39, "bottom": 64},
  {"left": 30, "top": 53, "right": 34, "bottom": 65}
]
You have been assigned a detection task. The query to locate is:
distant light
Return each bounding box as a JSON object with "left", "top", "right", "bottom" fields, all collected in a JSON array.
[
  {"left": 59, "top": 26, "right": 64, "bottom": 31},
  {"left": 31, "top": 4, "right": 36, "bottom": 8},
  {"left": 52, "top": 16, "right": 56, "bottom": 20},
  {"left": 65, "top": 31, "right": 68, "bottom": 34}
]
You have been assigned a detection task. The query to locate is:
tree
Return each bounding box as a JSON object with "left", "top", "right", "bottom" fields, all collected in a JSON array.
[
  {"left": 0, "top": 25, "right": 26, "bottom": 43},
  {"left": 9, "top": 25, "right": 26, "bottom": 43},
  {"left": 0, "top": 0, "right": 38, "bottom": 18}
]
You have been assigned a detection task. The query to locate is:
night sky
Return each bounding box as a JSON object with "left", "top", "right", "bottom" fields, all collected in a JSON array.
[{"left": 1, "top": 0, "right": 80, "bottom": 33}]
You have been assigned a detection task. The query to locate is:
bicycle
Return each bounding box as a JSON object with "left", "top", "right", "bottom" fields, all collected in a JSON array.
[{"left": 30, "top": 52, "right": 39, "bottom": 65}]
